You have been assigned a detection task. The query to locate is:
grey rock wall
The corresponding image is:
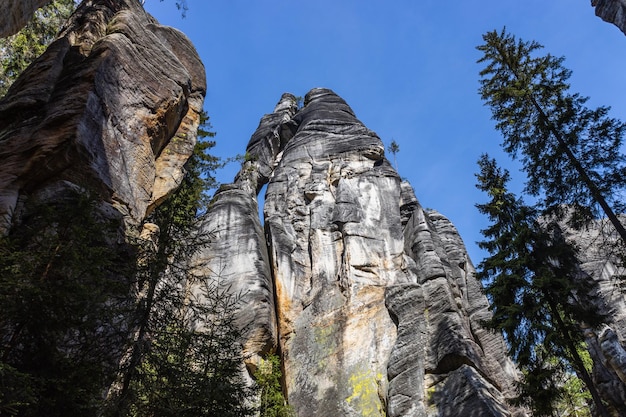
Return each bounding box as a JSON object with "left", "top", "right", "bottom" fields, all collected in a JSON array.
[
  {"left": 191, "top": 94, "right": 298, "bottom": 372},
  {"left": 264, "top": 88, "right": 403, "bottom": 416},
  {"left": 202, "top": 88, "right": 523, "bottom": 416},
  {"left": 592, "top": 0, "right": 626, "bottom": 35}
]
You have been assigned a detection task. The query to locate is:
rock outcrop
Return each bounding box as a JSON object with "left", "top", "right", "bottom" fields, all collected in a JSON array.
[
  {"left": 0, "top": 0, "right": 205, "bottom": 235},
  {"left": 592, "top": 0, "right": 626, "bottom": 35},
  {"left": 560, "top": 217, "right": 626, "bottom": 415},
  {"left": 0, "top": 0, "right": 207, "bottom": 410},
  {"left": 203, "top": 88, "right": 523, "bottom": 416},
  {"left": 0, "top": 0, "right": 51, "bottom": 37}
]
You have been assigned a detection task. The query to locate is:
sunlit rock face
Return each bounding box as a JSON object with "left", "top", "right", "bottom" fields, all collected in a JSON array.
[
  {"left": 206, "top": 88, "right": 523, "bottom": 417},
  {"left": 0, "top": 0, "right": 51, "bottom": 37},
  {"left": 191, "top": 94, "right": 299, "bottom": 372},
  {"left": 264, "top": 88, "right": 405, "bottom": 416},
  {"left": 592, "top": 0, "right": 626, "bottom": 35},
  {"left": 0, "top": 0, "right": 205, "bottom": 234}
]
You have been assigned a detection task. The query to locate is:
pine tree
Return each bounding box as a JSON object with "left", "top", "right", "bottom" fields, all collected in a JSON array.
[
  {"left": 477, "top": 28, "right": 626, "bottom": 242},
  {"left": 475, "top": 154, "right": 608, "bottom": 417},
  {"left": 0, "top": 190, "right": 132, "bottom": 417},
  {"left": 387, "top": 140, "right": 400, "bottom": 171},
  {"left": 127, "top": 281, "right": 256, "bottom": 417},
  {"left": 107, "top": 113, "right": 257, "bottom": 417}
]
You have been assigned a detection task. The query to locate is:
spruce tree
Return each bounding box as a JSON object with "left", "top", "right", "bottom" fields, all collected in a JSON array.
[
  {"left": 475, "top": 154, "right": 608, "bottom": 417},
  {"left": 477, "top": 28, "right": 626, "bottom": 242},
  {"left": 107, "top": 113, "right": 256, "bottom": 417},
  {"left": 387, "top": 140, "right": 400, "bottom": 171},
  {"left": 0, "top": 190, "right": 132, "bottom": 417}
]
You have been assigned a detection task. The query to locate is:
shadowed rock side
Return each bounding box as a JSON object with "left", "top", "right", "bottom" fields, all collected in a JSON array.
[
  {"left": 0, "top": 0, "right": 207, "bottom": 406},
  {"left": 202, "top": 88, "right": 522, "bottom": 416},
  {"left": 0, "top": 0, "right": 206, "bottom": 234},
  {"left": 0, "top": 0, "right": 51, "bottom": 37},
  {"left": 592, "top": 0, "right": 626, "bottom": 35},
  {"left": 559, "top": 217, "right": 626, "bottom": 415},
  {"left": 395, "top": 203, "right": 522, "bottom": 417}
]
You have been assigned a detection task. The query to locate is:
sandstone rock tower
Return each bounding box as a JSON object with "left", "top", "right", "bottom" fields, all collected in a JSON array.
[
  {"left": 0, "top": 0, "right": 205, "bottom": 236},
  {"left": 197, "top": 88, "right": 523, "bottom": 417}
]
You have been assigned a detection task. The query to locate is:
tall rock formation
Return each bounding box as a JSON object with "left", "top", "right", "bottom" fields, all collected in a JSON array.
[
  {"left": 0, "top": 0, "right": 207, "bottom": 410},
  {"left": 559, "top": 217, "right": 626, "bottom": 415},
  {"left": 201, "top": 88, "right": 524, "bottom": 417},
  {"left": 592, "top": 0, "right": 626, "bottom": 35},
  {"left": 0, "top": 0, "right": 205, "bottom": 235}
]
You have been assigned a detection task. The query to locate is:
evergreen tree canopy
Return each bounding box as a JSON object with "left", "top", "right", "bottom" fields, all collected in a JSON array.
[
  {"left": 106, "top": 112, "right": 258, "bottom": 417},
  {"left": 255, "top": 354, "right": 295, "bottom": 417},
  {"left": 477, "top": 28, "right": 626, "bottom": 240},
  {"left": 475, "top": 154, "right": 608, "bottom": 417},
  {"left": 0, "top": 190, "right": 132, "bottom": 417}
]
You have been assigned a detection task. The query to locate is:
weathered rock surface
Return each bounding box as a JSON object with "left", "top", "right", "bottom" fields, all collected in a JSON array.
[
  {"left": 191, "top": 94, "right": 299, "bottom": 372},
  {"left": 204, "top": 88, "right": 522, "bottom": 416},
  {"left": 0, "top": 0, "right": 206, "bottom": 234},
  {"left": 264, "top": 89, "right": 404, "bottom": 416},
  {"left": 0, "top": 0, "right": 51, "bottom": 37},
  {"left": 192, "top": 185, "right": 277, "bottom": 370},
  {"left": 592, "top": 0, "right": 626, "bottom": 35},
  {"left": 0, "top": 0, "right": 207, "bottom": 408}
]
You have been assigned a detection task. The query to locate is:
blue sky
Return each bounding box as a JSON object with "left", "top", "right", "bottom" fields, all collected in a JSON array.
[{"left": 144, "top": 0, "right": 626, "bottom": 265}]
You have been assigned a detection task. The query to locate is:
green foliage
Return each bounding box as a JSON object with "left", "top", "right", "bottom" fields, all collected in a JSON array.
[
  {"left": 0, "top": 0, "right": 76, "bottom": 97},
  {"left": 255, "top": 354, "right": 294, "bottom": 417},
  {"left": 387, "top": 139, "right": 400, "bottom": 171},
  {"left": 0, "top": 189, "right": 131, "bottom": 417},
  {"left": 0, "top": 363, "right": 35, "bottom": 416},
  {"left": 555, "top": 348, "right": 593, "bottom": 417},
  {"left": 243, "top": 151, "right": 259, "bottom": 163},
  {"left": 158, "top": 0, "right": 189, "bottom": 18},
  {"left": 387, "top": 140, "right": 400, "bottom": 155},
  {"left": 127, "top": 282, "right": 256, "bottom": 417},
  {"left": 477, "top": 28, "right": 626, "bottom": 239},
  {"left": 107, "top": 113, "right": 257, "bottom": 417},
  {"left": 475, "top": 154, "right": 606, "bottom": 416}
]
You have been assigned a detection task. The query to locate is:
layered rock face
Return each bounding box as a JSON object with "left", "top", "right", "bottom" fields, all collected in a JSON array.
[
  {"left": 592, "top": 0, "right": 626, "bottom": 35},
  {"left": 204, "top": 88, "right": 523, "bottom": 416},
  {"left": 264, "top": 89, "right": 403, "bottom": 416},
  {"left": 0, "top": 0, "right": 207, "bottom": 407},
  {"left": 0, "top": 0, "right": 206, "bottom": 234}
]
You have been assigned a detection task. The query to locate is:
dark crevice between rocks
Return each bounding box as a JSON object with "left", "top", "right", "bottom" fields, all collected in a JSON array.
[
  {"left": 428, "top": 353, "right": 475, "bottom": 375},
  {"left": 427, "top": 353, "right": 503, "bottom": 393},
  {"left": 262, "top": 214, "right": 292, "bottom": 402}
]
